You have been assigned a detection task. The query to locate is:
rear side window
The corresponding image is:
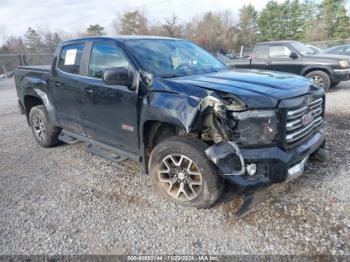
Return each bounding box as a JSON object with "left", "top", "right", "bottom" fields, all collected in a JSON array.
[
  {"left": 269, "top": 45, "right": 292, "bottom": 58},
  {"left": 89, "top": 43, "right": 129, "bottom": 79},
  {"left": 57, "top": 44, "right": 84, "bottom": 74},
  {"left": 254, "top": 45, "right": 268, "bottom": 59}
]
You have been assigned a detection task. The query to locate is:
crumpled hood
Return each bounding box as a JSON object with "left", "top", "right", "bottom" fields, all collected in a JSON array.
[{"left": 168, "top": 69, "right": 312, "bottom": 108}]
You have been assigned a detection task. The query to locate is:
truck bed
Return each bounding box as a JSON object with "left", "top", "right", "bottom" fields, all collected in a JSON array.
[
  {"left": 15, "top": 65, "right": 50, "bottom": 82},
  {"left": 225, "top": 58, "right": 252, "bottom": 69},
  {"left": 14, "top": 65, "right": 51, "bottom": 100},
  {"left": 17, "top": 65, "right": 51, "bottom": 71}
]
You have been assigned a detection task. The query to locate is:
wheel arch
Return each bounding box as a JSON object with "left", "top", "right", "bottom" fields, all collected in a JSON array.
[
  {"left": 302, "top": 67, "right": 334, "bottom": 82},
  {"left": 23, "top": 94, "right": 44, "bottom": 125},
  {"left": 141, "top": 119, "right": 189, "bottom": 174}
]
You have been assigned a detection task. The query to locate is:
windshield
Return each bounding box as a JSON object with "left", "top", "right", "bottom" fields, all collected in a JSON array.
[
  {"left": 124, "top": 39, "right": 228, "bottom": 78},
  {"left": 290, "top": 42, "right": 315, "bottom": 55}
]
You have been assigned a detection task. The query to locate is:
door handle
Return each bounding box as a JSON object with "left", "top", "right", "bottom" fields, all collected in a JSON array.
[
  {"left": 54, "top": 81, "right": 63, "bottom": 88},
  {"left": 84, "top": 87, "right": 94, "bottom": 94}
]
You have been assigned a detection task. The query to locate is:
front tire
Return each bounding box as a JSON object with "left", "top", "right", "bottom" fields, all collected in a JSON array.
[
  {"left": 306, "top": 70, "right": 331, "bottom": 91},
  {"left": 149, "top": 136, "right": 224, "bottom": 209},
  {"left": 29, "top": 105, "right": 60, "bottom": 148}
]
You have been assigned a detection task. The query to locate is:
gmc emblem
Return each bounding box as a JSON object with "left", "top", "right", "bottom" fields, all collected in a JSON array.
[{"left": 302, "top": 112, "right": 314, "bottom": 126}]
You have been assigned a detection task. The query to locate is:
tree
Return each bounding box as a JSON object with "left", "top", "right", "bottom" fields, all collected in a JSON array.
[
  {"left": 334, "top": 0, "right": 350, "bottom": 39},
  {"left": 258, "top": 1, "right": 285, "bottom": 41},
  {"left": 119, "top": 10, "right": 149, "bottom": 35},
  {"left": 195, "top": 12, "right": 224, "bottom": 51},
  {"left": 237, "top": 4, "right": 258, "bottom": 47},
  {"left": 86, "top": 24, "right": 105, "bottom": 36},
  {"left": 182, "top": 22, "right": 196, "bottom": 41},
  {"left": 317, "top": 0, "right": 347, "bottom": 39},
  {"left": 3, "top": 37, "right": 26, "bottom": 54},
  {"left": 24, "top": 27, "right": 42, "bottom": 53},
  {"left": 283, "top": 0, "right": 304, "bottom": 39},
  {"left": 41, "top": 32, "right": 63, "bottom": 52},
  {"left": 162, "top": 15, "right": 183, "bottom": 37}
]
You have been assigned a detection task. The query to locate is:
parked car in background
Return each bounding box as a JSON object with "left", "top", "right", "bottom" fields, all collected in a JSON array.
[
  {"left": 14, "top": 36, "right": 326, "bottom": 214},
  {"left": 227, "top": 40, "right": 350, "bottom": 90},
  {"left": 323, "top": 44, "right": 350, "bottom": 56},
  {"left": 306, "top": 44, "right": 323, "bottom": 54}
]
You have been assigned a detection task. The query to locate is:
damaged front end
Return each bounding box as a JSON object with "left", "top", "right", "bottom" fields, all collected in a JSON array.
[
  {"left": 199, "top": 93, "right": 276, "bottom": 183},
  {"left": 199, "top": 93, "right": 279, "bottom": 217}
]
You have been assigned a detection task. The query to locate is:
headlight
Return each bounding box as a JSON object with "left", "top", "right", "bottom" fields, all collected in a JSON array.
[
  {"left": 339, "top": 60, "right": 349, "bottom": 68},
  {"left": 231, "top": 110, "right": 278, "bottom": 145}
]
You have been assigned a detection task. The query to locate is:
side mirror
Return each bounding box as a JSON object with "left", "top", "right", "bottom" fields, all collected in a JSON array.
[
  {"left": 103, "top": 67, "right": 133, "bottom": 88},
  {"left": 290, "top": 52, "right": 298, "bottom": 59}
]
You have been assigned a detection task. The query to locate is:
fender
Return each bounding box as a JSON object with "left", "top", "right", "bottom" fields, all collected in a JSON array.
[
  {"left": 140, "top": 91, "right": 202, "bottom": 136},
  {"left": 301, "top": 65, "right": 335, "bottom": 80},
  {"left": 22, "top": 76, "right": 59, "bottom": 125}
]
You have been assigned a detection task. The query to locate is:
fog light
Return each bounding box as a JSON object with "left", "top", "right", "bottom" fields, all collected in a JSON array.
[{"left": 246, "top": 163, "right": 257, "bottom": 176}]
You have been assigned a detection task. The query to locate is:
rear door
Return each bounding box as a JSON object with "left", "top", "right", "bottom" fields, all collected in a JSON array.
[
  {"left": 79, "top": 41, "right": 139, "bottom": 153},
  {"left": 50, "top": 43, "right": 86, "bottom": 134},
  {"left": 267, "top": 44, "right": 302, "bottom": 74}
]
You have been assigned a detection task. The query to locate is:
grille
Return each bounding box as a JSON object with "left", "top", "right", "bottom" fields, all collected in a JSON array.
[{"left": 285, "top": 97, "right": 324, "bottom": 144}]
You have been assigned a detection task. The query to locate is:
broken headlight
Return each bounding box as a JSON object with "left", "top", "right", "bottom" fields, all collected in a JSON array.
[{"left": 230, "top": 110, "right": 278, "bottom": 145}]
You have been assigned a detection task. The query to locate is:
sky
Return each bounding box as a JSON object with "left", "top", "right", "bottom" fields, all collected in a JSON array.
[{"left": 0, "top": 0, "right": 280, "bottom": 43}]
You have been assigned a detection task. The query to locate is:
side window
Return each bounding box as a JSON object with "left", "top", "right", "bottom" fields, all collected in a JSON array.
[
  {"left": 269, "top": 45, "right": 292, "bottom": 58},
  {"left": 254, "top": 45, "right": 268, "bottom": 59},
  {"left": 89, "top": 43, "right": 129, "bottom": 79},
  {"left": 57, "top": 44, "right": 84, "bottom": 74}
]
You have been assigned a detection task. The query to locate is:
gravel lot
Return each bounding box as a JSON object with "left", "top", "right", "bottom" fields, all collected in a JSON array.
[{"left": 0, "top": 78, "right": 349, "bottom": 255}]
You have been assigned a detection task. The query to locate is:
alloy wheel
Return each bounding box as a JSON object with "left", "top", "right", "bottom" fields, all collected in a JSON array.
[
  {"left": 158, "top": 154, "right": 203, "bottom": 201},
  {"left": 311, "top": 75, "right": 324, "bottom": 88},
  {"left": 32, "top": 114, "right": 46, "bottom": 141}
]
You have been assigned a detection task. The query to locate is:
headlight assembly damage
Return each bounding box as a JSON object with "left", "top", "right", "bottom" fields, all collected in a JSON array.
[
  {"left": 231, "top": 110, "right": 278, "bottom": 146},
  {"left": 199, "top": 93, "right": 277, "bottom": 178},
  {"left": 199, "top": 93, "right": 275, "bottom": 217}
]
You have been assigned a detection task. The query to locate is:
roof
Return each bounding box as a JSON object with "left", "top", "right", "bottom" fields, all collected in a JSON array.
[
  {"left": 256, "top": 40, "right": 300, "bottom": 45},
  {"left": 61, "top": 35, "right": 181, "bottom": 44}
]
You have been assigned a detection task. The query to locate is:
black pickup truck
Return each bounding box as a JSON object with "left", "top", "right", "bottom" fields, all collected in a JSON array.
[
  {"left": 15, "top": 36, "right": 326, "bottom": 213},
  {"left": 228, "top": 40, "right": 350, "bottom": 91}
]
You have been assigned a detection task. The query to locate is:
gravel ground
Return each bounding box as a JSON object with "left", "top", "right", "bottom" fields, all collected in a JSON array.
[{"left": 0, "top": 78, "right": 349, "bottom": 255}]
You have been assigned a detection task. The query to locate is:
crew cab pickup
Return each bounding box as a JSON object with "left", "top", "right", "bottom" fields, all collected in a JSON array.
[
  {"left": 15, "top": 36, "right": 326, "bottom": 213},
  {"left": 227, "top": 40, "right": 350, "bottom": 91}
]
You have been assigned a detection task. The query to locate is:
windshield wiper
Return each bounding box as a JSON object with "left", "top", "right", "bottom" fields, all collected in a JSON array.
[{"left": 160, "top": 74, "right": 183, "bottom": 78}]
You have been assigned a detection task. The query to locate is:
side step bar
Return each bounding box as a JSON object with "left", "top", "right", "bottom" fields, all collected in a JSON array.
[
  {"left": 86, "top": 142, "right": 128, "bottom": 163},
  {"left": 58, "top": 129, "right": 139, "bottom": 163},
  {"left": 58, "top": 130, "right": 81, "bottom": 144}
]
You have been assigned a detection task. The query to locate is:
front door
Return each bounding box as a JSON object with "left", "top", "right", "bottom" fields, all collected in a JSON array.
[
  {"left": 267, "top": 45, "right": 302, "bottom": 74},
  {"left": 79, "top": 41, "right": 139, "bottom": 154}
]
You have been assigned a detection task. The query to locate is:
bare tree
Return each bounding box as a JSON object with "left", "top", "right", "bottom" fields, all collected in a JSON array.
[
  {"left": 4, "top": 37, "right": 26, "bottom": 54},
  {"left": 162, "top": 15, "right": 183, "bottom": 37}
]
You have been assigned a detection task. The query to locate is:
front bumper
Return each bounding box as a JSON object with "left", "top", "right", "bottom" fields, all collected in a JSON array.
[
  {"left": 332, "top": 68, "right": 350, "bottom": 82},
  {"left": 210, "top": 129, "right": 326, "bottom": 189}
]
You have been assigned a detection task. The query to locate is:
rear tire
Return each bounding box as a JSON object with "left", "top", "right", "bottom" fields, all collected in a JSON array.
[
  {"left": 149, "top": 136, "right": 224, "bottom": 209},
  {"left": 306, "top": 70, "right": 331, "bottom": 91},
  {"left": 29, "top": 105, "right": 60, "bottom": 148}
]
